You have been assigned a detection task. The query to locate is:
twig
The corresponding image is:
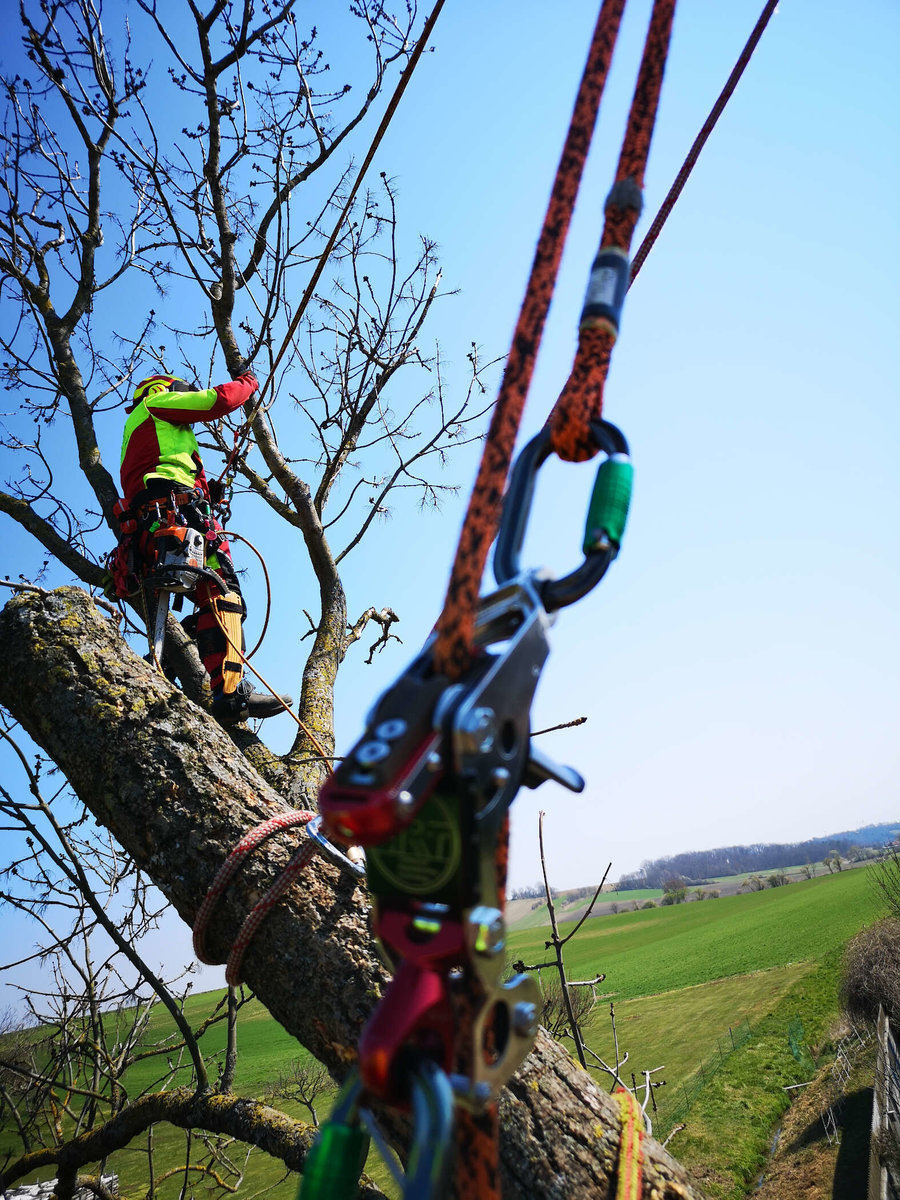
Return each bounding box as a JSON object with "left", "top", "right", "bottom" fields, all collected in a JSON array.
[
  {"left": 559, "top": 863, "right": 611, "bottom": 949},
  {"left": 662, "top": 1123, "right": 686, "bottom": 1148},
  {"left": 0, "top": 578, "right": 51, "bottom": 595},
  {"left": 532, "top": 716, "right": 587, "bottom": 737},
  {"left": 539, "top": 811, "right": 587, "bottom": 1068},
  {"left": 1, "top": 578, "right": 122, "bottom": 624},
  {"left": 568, "top": 974, "right": 606, "bottom": 987}
]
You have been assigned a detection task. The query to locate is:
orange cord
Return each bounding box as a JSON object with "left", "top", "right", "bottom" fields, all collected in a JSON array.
[{"left": 431, "top": 0, "right": 630, "bottom": 683}]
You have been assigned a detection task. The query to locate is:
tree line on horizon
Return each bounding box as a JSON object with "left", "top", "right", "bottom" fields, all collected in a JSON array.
[{"left": 615, "top": 822, "right": 898, "bottom": 891}]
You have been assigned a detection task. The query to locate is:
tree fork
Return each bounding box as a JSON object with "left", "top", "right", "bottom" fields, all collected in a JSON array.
[{"left": 0, "top": 586, "right": 706, "bottom": 1200}]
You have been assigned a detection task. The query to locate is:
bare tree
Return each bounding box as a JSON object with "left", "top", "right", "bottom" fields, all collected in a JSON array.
[
  {"left": 0, "top": 0, "right": 490, "bottom": 764},
  {"left": 534, "top": 810, "right": 607, "bottom": 1068},
  {"left": 0, "top": 4, "right": 707, "bottom": 1197},
  {"left": 512, "top": 813, "right": 665, "bottom": 1133},
  {"left": 263, "top": 1057, "right": 331, "bottom": 1127}
]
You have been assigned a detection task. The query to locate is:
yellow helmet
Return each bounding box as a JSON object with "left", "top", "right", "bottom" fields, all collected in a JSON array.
[{"left": 131, "top": 373, "right": 194, "bottom": 408}]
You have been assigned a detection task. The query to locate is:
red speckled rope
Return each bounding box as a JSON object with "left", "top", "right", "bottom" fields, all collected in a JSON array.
[
  {"left": 431, "top": 0, "right": 629, "bottom": 683},
  {"left": 547, "top": 0, "right": 676, "bottom": 463},
  {"left": 193, "top": 808, "right": 316, "bottom": 974},
  {"left": 224, "top": 837, "right": 317, "bottom": 985}
]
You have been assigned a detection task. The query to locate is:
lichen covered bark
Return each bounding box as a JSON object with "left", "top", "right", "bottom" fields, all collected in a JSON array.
[
  {"left": 0, "top": 586, "right": 380, "bottom": 1071},
  {"left": 0, "top": 587, "right": 707, "bottom": 1200}
]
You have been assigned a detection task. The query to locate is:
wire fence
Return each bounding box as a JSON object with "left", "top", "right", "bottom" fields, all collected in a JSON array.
[
  {"left": 823, "top": 1021, "right": 871, "bottom": 1146},
  {"left": 657, "top": 1017, "right": 752, "bottom": 1133},
  {"left": 870, "top": 1008, "right": 900, "bottom": 1200}
]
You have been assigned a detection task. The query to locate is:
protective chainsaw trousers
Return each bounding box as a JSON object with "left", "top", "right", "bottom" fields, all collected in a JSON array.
[{"left": 133, "top": 486, "right": 245, "bottom": 693}]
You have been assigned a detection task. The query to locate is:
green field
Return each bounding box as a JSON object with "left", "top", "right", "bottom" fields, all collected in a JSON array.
[
  {"left": 605, "top": 887, "right": 665, "bottom": 902},
  {"left": 3, "top": 865, "right": 885, "bottom": 1200},
  {"left": 507, "top": 886, "right": 664, "bottom": 931},
  {"left": 508, "top": 868, "right": 879, "bottom": 999},
  {"left": 509, "top": 867, "right": 884, "bottom": 1197}
]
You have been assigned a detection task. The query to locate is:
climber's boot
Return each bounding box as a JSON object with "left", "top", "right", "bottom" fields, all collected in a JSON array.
[{"left": 212, "top": 679, "right": 293, "bottom": 724}]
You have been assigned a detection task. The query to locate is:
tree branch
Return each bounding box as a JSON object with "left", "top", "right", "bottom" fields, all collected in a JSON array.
[
  {"left": 0, "top": 586, "right": 707, "bottom": 1200},
  {"left": 0, "top": 491, "right": 104, "bottom": 587}
]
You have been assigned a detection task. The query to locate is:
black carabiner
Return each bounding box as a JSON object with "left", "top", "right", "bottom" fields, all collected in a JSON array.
[{"left": 493, "top": 419, "right": 632, "bottom": 613}]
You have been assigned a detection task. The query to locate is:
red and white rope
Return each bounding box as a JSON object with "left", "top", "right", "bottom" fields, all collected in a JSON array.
[
  {"left": 224, "top": 836, "right": 317, "bottom": 985},
  {"left": 193, "top": 808, "right": 316, "bottom": 969}
]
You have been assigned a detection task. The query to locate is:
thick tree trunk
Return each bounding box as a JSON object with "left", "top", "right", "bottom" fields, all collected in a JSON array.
[{"left": 0, "top": 587, "right": 706, "bottom": 1200}]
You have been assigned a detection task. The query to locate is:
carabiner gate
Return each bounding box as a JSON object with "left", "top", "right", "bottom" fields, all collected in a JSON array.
[{"left": 493, "top": 419, "right": 632, "bottom": 611}]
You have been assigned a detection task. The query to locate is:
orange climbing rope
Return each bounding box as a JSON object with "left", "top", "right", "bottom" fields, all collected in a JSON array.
[
  {"left": 432, "top": 0, "right": 675, "bottom": 682},
  {"left": 547, "top": 0, "right": 676, "bottom": 464},
  {"left": 630, "top": 0, "right": 780, "bottom": 286},
  {"left": 434, "top": 4, "right": 676, "bottom": 1197}
]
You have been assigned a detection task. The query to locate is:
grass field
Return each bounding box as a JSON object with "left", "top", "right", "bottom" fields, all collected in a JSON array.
[
  {"left": 605, "top": 888, "right": 665, "bottom": 902},
  {"left": 507, "top": 868, "right": 880, "bottom": 999},
  {"left": 509, "top": 866, "right": 884, "bottom": 1198},
  {"left": 3, "top": 864, "right": 886, "bottom": 1200},
  {"left": 507, "top": 887, "right": 664, "bottom": 931}
]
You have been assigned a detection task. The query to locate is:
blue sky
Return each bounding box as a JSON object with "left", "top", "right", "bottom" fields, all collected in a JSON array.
[
  {"left": 2, "top": 1, "right": 899, "bottom": 999},
  {"left": 327, "top": 0, "right": 900, "bottom": 889}
]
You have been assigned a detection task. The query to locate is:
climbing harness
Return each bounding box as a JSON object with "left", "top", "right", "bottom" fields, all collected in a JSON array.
[
  {"left": 105, "top": 487, "right": 302, "bottom": 724},
  {"left": 106, "top": 489, "right": 232, "bottom": 668}
]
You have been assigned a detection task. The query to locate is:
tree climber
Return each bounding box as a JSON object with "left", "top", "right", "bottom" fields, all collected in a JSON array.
[{"left": 120, "top": 371, "right": 293, "bottom": 723}]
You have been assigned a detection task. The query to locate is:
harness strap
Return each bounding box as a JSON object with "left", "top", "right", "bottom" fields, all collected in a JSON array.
[{"left": 134, "top": 489, "right": 199, "bottom": 516}]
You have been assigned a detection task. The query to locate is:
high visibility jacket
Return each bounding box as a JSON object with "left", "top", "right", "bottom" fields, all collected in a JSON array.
[{"left": 120, "top": 376, "right": 257, "bottom": 505}]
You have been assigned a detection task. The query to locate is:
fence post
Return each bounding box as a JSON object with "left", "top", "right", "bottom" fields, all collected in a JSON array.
[{"left": 730, "top": 1025, "right": 736, "bottom": 1050}]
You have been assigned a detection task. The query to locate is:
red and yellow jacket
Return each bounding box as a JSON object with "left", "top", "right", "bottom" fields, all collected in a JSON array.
[{"left": 120, "top": 374, "right": 257, "bottom": 505}]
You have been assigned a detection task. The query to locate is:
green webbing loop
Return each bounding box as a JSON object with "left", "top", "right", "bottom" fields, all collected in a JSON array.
[
  {"left": 583, "top": 456, "right": 633, "bottom": 553},
  {"left": 297, "top": 1122, "right": 370, "bottom": 1200}
]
